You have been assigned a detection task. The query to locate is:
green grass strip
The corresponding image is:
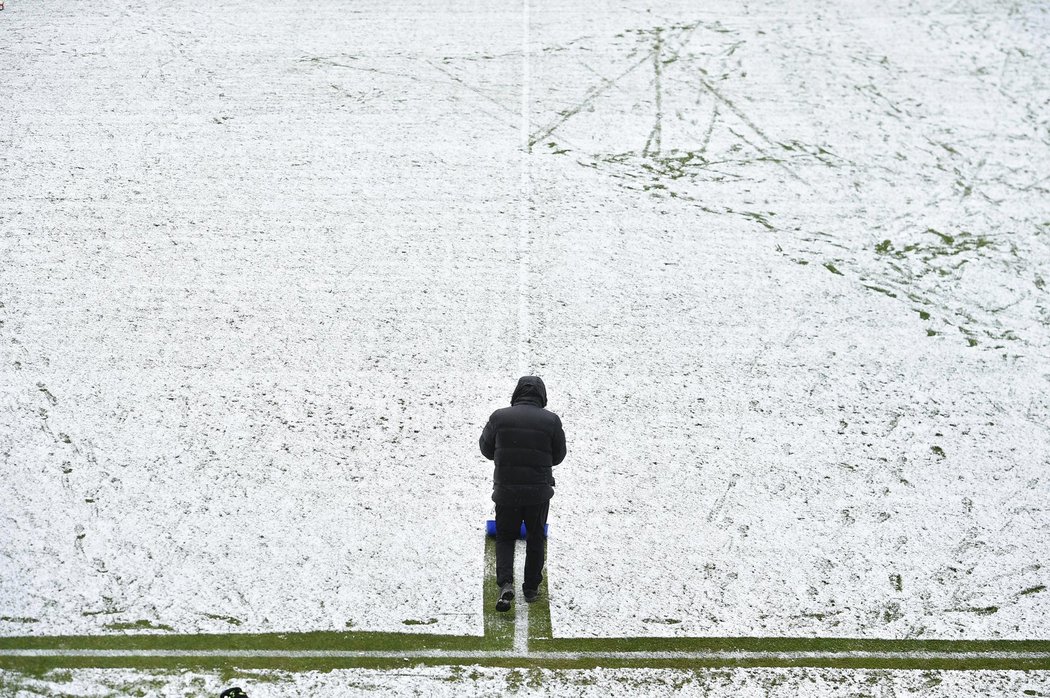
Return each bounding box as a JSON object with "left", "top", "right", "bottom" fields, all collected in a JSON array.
[
  {"left": 0, "top": 631, "right": 489, "bottom": 653},
  {"left": 531, "top": 637, "right": 1050, "bottom": 654},
  {"left": 1, "top": 655, "right": 1048, "bottom": 675},
  {"left": 483, "top": 537, "right": 514, "bottom": 650},
  {"left": 527, "top": 575, "right": 553, "bottom": 643}
]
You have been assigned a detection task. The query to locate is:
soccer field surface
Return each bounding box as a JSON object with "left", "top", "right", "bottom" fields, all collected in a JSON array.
[
  {"left": 2, "top": 0, "right": 1049, "bottom": 693},
  {"left": 1, "top": 539, "right": 1049, "bottom": 694}
]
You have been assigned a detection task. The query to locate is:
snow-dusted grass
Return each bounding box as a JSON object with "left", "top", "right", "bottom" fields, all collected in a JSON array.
[
  {"left": 2, "top": 666, "right": 1050, "bottom": 697},
  {"left": 2, "top": 2, "right": 1049, "bottom": 695},
  {"left": 527, "top": 0, "right": 1050, "bottom": 639},
  {"left": 2, "top": 0, "right": 527, "bottom": 637}
]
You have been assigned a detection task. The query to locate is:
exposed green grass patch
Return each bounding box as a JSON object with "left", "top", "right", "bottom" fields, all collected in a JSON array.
[
  {"left": 103, "top": 620, "right": 174, "bottom": 633},
  {"left": 483, "top": 537, "right": 514, "bottom": 650},
  {"left": 527, "top": 574, "right": 552, "bottom": 643},
  {"left": 739, "top": 211, "right": 775, "bottom": 231},
  {"left": 0, "top": 630, "right": 492, "bottom": 653},
  {"left": 863, "top": 285, "right": 896, "bottom": 298}
]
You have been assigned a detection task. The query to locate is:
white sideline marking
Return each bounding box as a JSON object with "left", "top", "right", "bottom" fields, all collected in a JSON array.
[
  {"left": 513, "top": 539, "right": 530, "bottom": 654},
  {"left": 2, "top": 649, "right": 1048, "bottom": 661},
  {"left": 514, "top": 590, "right": 529, "bottom": 654},
  {"left": 517, "top": 0, "right": 531, "bottom": 376}
]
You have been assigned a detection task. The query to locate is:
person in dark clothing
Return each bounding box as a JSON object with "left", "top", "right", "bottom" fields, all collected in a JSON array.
[{"left": 479, "top": 376, "right": 567, "bottom": 612}]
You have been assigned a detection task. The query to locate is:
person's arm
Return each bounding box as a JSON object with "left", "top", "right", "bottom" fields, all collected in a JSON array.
[
  {"left": 479, "top": 413, "right": 496, "bottom": 460},
  {"left": 552, "top": 415, "right": 566, "bottom": 466}
]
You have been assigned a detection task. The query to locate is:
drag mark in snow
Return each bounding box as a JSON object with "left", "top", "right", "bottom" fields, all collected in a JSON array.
[
  {"left": 302, "top": 55, "right": 520, "bottom": 131},
  {"left": 642, "top": 29, "right": 663, "bottom": 157},
  {"left": 706, "top": 473, "right": 740, "bottom": 523},
  {"left": 427, "top": 60, "right": 519, "bottom": 118},
  {"left": 529, "top": 22, "right": 700, "bottom": 149},
  {"left": 527, "top": 54, "right": 650, "bottom": 149},
  {"left": 36, "top": 382, "right": 58, "bottom": 406},
  {"left": 695, "top": 77, "right": 810, "bottom": 187},
  {"left": 698, "top": 103, "right": 719, "bottom": 156},
  {"left": 424, "top": 59, "right": 520, "bottom": 131}
]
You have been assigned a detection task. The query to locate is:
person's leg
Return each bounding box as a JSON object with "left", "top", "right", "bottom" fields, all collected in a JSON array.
[
  {"left": 494, "top": 504, "right": 522, "bottom": 587},
  {"left": 522, "top": 500, "right": 549, "bottom": 593}
]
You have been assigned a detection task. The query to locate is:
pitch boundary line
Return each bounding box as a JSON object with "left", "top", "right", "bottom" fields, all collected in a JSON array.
[
  {"left": 514, "top": 592, "right": 529, "bottom": 653},
  {"left": 3, "top": 649, "right": 1049, "bottom": 661},
  {"left": 516, "top": 0, "right": 532, "bottom": 376}
]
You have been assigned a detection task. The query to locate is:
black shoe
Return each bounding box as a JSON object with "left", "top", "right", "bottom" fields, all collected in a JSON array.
[
  {"left": 495, "top": 583, "right": 514, "bottom": 612},
  {"left": 522, "top": 587, "right": 540, "bottom": 603}
]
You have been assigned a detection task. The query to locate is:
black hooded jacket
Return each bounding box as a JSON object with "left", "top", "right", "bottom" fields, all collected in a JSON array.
[{"left": 479, "top": 376, "right": 567, "bottom": 505}]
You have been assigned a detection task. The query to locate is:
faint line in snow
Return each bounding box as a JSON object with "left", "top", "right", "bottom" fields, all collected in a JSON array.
[
  {"left": 696, "top": 77, "right": 812, "bottom": 187},
  {"left": 528, "top": 53, "right": 650, "bottom": 148},
  {"left": 642, "top": 28, "right": 663, "bottom": 157},
  {"left": 301, "top": 55, "right": 519, "bottom": 131},
  {"left": 530, "top": 22, "right": 699, "bottom": 149},
  {"left": 706, "top": 473, "right": 740, "bottom": 523},
  {"left": 698, "top": 102, "right": 719, "bottom": 156},
  {"left": 425, "top": 59, "right": 520, "bottom": 121},
  {"left": 518, "top": 0, "right": 531, "bottom": 375}
]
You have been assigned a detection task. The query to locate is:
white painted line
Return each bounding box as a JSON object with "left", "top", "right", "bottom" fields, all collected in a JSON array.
[
  {"left": 513, "top": 539, "right": 530, "bottom": 654},
  {"left": 2, "top": 649, "right": 1047, "bottom": 661},
  {"left": 517, "top": 0, "right": 531, "bottom": 376},
  {"left": 514, "top": 592, "right": 529, "bottom": 654}
]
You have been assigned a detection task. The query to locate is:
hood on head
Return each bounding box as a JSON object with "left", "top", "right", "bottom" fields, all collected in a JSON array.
[{"left": 511, "top": 375, "right": 547, "bottom": 407}]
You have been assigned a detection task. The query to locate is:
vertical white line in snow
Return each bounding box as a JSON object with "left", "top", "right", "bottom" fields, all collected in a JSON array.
[
  {"left": 517, "top": 0, "right": 531, "bottom": 377},
  {"left": 515, "top": 594, "right": 529, "bottom": 653},
  {"left": 514, "top": 540, "right": 529, "bottom": 653}
]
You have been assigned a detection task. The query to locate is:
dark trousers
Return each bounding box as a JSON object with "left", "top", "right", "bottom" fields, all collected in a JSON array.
[{"left": 494, "top": 500, "right": 549, "bottom": 590}]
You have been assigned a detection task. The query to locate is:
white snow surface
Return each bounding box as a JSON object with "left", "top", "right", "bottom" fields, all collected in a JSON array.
[
  {"left": 3, "top": 667, "right": 1050, "bottom": 697},
  {"left": 2, "top": 0, "right": 1049, "bottom": 641}
]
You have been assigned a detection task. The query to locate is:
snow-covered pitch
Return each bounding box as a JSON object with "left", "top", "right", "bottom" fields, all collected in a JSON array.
[{"left": 2, "top": 0, "right": 1049, "bottom": 692}]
